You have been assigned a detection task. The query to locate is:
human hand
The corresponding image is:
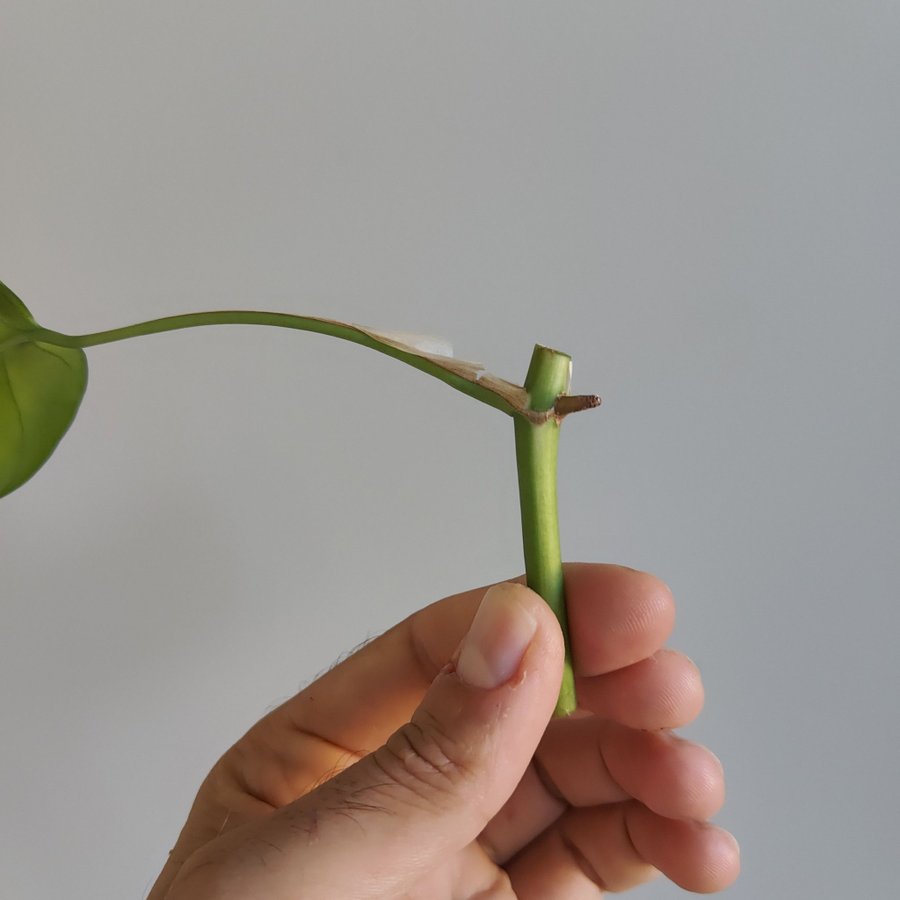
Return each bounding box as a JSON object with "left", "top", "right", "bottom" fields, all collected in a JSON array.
[{"left": 150, "top": 565, "right": 739, "bottom": 899}]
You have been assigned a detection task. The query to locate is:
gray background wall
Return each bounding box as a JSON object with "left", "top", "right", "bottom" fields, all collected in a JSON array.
[{"left": 2, "top": 3, "right": 898, "bottom": 898}]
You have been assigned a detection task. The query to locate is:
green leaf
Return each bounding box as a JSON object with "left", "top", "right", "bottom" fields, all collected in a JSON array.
[{"left": 0, "top": 279, "right": 87, "bottom": 497}]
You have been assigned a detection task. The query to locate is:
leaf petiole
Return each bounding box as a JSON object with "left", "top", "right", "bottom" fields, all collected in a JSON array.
[{"left": 29, "top": 313, "right": 535, "bottom": 419}]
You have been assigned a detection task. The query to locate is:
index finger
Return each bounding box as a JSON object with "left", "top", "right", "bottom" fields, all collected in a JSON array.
[
  {"left": 565, "top": 563, "right": 675, "bottom": 677},
  {"left": 268, "top": 581, "right": 485, "bottom": 756}
]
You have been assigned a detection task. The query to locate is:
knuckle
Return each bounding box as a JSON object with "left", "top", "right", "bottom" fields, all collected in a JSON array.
[{"left": 370, "top": 713, "right": 473, "bottom": 809}]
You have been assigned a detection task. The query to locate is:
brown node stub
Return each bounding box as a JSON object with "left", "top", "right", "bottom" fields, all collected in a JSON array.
[{"left": 554, "top": 394, "right": 602, "bottom": 417}]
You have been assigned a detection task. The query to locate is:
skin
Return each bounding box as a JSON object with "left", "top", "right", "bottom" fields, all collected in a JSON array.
[{"left": 149, "top": 564, "right": 740, "bottom": 899}]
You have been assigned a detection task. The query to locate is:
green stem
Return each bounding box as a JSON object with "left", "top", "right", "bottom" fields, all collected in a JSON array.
[
  {"left": 514, "top": 345, "right": 577, "bottom": 717},
  {"left": 28, "top": 312, "right": 522, "bottom": 418}
]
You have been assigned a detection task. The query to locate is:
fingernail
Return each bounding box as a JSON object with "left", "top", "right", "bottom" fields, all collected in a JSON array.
[{"left": 457, "top": 583, "right": 537, "bottom": 689}]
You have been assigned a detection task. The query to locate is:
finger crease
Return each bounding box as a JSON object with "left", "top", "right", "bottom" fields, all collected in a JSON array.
[
  {"left": 230, "top": 725, "right": 365, "bottom": 808},
  {"left": 560, "top": 828, "right": 609, "bottom": 892},
  {"left": 596, "top": 729, "right": 624, "bottom": 797},
  {"left": 407, "top": 619, "right": 442, "bottom": 686},
  {"left": 288, "top": 722, "right": 367, "bottom": 763},
  {"left": 621, "top": 803, "right": 643, "bottom": 862},
  {"left": 531, "top": 753, "right": 569, "bottom": 807}
]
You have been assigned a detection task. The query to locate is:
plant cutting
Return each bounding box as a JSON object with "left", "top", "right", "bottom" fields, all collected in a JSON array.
[{"left": 0, "top": 277, "right": 599, "bottom": 716}]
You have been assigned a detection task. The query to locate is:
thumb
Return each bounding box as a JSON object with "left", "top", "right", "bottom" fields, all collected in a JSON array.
[
  {"left": 308, "top": 581, "right": 563, "bottom": 894},
  {"left": 173, "top": 582, "right": 564, "bottom": 899}
]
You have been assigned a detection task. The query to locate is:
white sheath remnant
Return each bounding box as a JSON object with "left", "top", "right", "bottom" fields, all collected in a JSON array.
[
  {"left": 362, "top": 327, "right": 455, "bottom": 359},
  {"left": 348, "top": 321, "right": 532, "bottom": 416}
]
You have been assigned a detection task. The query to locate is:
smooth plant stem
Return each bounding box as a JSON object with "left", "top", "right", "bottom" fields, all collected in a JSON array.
[
  {"left": 514, "top": 345, "right": 577, "bottom": 717},
  {"left": 28, "top": 313, "right": 522, "bottom": 418}
]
